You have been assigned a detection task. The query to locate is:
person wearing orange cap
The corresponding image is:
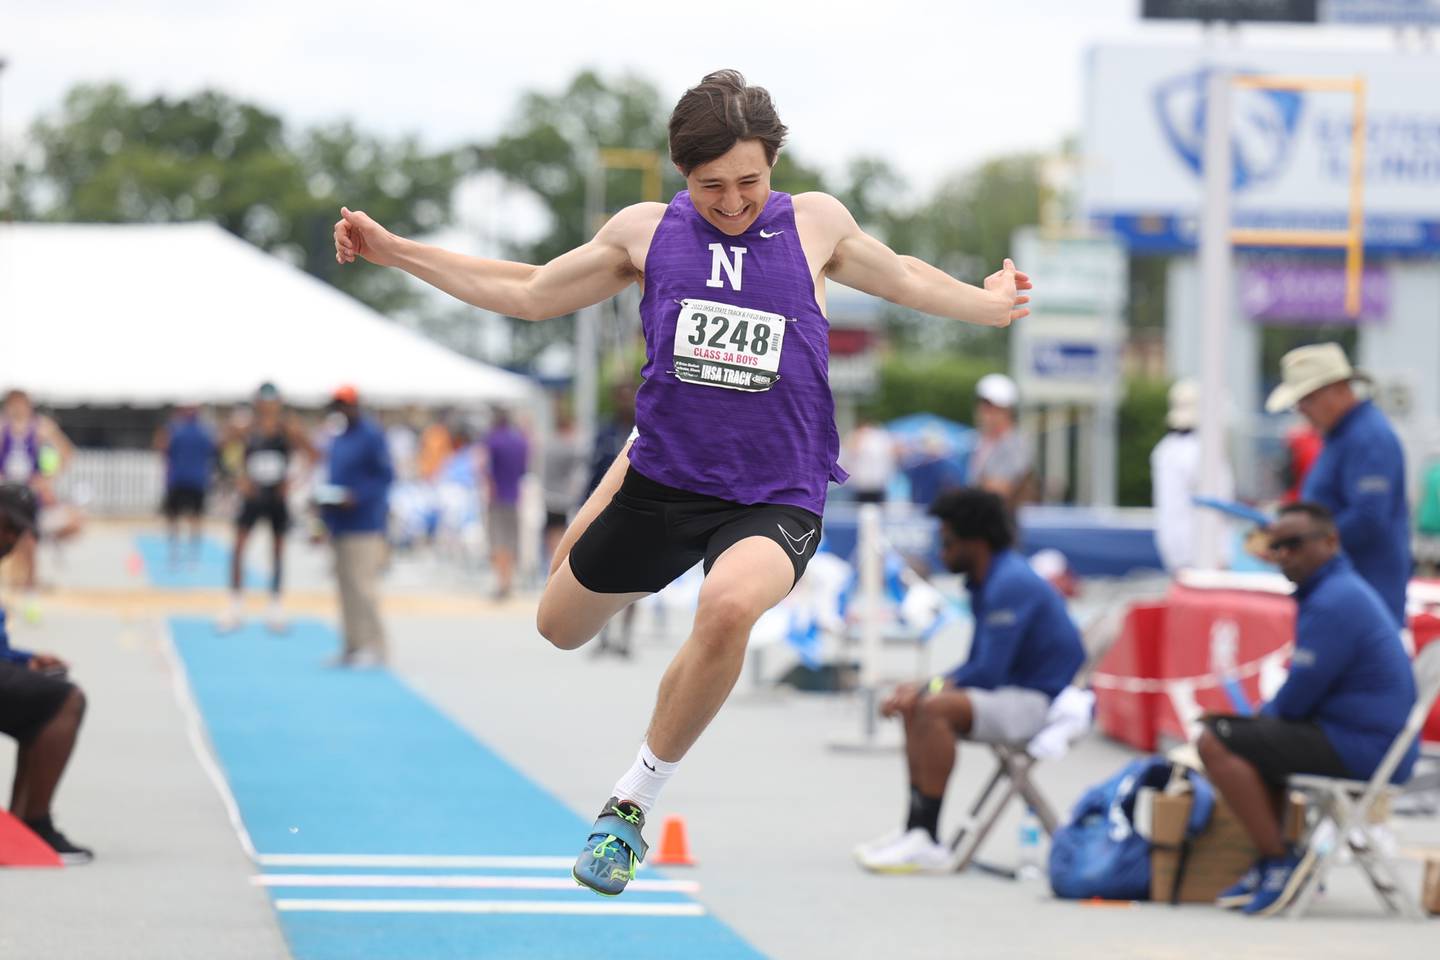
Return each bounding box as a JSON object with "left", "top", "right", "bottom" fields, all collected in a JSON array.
[{"left": 315, "top": 386, "right": 394, "bottom": 666}]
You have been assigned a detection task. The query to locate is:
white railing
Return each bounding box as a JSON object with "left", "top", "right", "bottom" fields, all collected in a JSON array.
[{"left": 56, "top": 449, "right": 166, "bottom": 516}]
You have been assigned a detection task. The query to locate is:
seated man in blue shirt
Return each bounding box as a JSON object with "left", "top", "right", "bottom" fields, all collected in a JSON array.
[
  {"left": 1199, "top": 502, "right": 1419, "bottom": 917},
  {"left": 0, "top": 483, "right": 92, "bottom": 863},
  {"left": 856, "top": 488, "right": 1085, "bottom": 873}
]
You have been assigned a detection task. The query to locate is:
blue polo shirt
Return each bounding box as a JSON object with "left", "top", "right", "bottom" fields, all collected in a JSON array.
[
  {"left": 1302, "top": 401, "right": 1411, "bottom": 626},
  {"left": 946, "top": 548, "right": 1085, "bottom": 699},
  {"left": 1261, "top": 555, "right": 1419, "bottom": 784},
  {"left": 322, "top": 417, "right": 394, "bottom": 536},
  {"left": 165, "top": 416, "right": 216, "bottom": 491}
]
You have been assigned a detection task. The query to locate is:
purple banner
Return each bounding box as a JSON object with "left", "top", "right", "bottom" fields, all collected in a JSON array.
[{"left": 1240, "top": 264, "right": 1390, "bottom": 324}]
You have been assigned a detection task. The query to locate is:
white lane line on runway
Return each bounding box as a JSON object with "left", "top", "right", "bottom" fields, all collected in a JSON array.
[
  {"left": 273, "top": 899, "right": 707, "bottom": 917},
  {"left": 254, "top": 873, "right": 700, "bottom": 894},
  {"left": 162, "top": 625, "right": 259, "bottom": 861},
  {"left": 257, "top": 854, "right": 580, "bottom": 869}
]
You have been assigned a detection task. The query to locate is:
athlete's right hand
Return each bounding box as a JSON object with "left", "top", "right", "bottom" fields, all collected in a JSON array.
[{"left": 334, "top": 207, "right": 400, "bottom": 267}]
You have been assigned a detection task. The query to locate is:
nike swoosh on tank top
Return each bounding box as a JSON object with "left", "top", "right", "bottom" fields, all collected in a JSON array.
[{"left": 629, "top": 191, "right": 847, "bottom": 517}]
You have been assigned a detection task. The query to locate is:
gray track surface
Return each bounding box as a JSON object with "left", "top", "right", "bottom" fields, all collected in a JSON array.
[{"left": 2, "top": 522, "right": 1436, "bottom": 958}]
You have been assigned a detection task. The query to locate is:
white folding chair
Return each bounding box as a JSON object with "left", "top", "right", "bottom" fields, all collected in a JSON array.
[
  {"left": 1284, "top": 641, "right": 1440, "bottom": 920},
  {"left": 948, "top": 741, "right": 1063, "bottom": 874}
]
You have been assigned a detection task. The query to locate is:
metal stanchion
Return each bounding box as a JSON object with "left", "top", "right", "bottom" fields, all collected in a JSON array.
[{"left": 830, "top": 503, "right": 900, "bottom": 752}]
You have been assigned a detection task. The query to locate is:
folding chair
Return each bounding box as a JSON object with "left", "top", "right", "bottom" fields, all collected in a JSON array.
[
  {"left": 1284, "top": 641, "right": 1440, "bottom": 920},
  {"left": 948, "top": 741, "right": 1065, "bottom": 873}
]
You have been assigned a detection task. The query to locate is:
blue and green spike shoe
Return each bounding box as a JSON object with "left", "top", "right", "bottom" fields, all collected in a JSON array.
[{"left": 573, "top": 797, "right": 649, "bottom": 897}]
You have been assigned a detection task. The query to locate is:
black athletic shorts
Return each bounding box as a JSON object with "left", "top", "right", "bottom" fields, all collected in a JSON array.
[
  {"left": 544, "top": 509, "right": 569, "bottom": 532},
  {"left": 237, "top": 492, "right": 290, "bottom": 535},
  {"left": 569, "top": 468, "right": 823, "bottom": 594},
  {"left": 1203, "top": 714, "right": 1353, "bottom": 787},
  {"left": 0, "top": 660, "right": 74, "bottom": 743},
  {"left": 162, "top": 485, "right": 207, "bottom": 519}
]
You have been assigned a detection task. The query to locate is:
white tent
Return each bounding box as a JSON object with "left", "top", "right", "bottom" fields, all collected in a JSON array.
[{"left": 0, "top": 222, "right": 535, "bottom": 407}]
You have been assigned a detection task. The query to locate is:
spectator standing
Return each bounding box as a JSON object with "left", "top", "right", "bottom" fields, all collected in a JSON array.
[
  {"left": 1266, "top": 343, "right": 1410, "bottom": 626},
  {"left": 417, "top": 412, "right": 455, "bottom": 482},
  {"left": 1150, "top": 379, "right": 1234, "bottom": 573},
  {"left": 153, "top": 404, "right": 216, "bottom": 565},
  {"left": 967, "top": 374, "right": 1033, "bottom": 509},
  {"left": 843, "top": 413, "right": 897, "bottom": 504},
  {"left": 217, "top": 383, "right": 315, "bottom": 634},
  {"left": 484, "top": 408, "right": 530, "bottom": 600},
  {"left": 1198, "top": 503, "right": 1418, "bottom": 916},
  {"left": 0, "top": 483, "right": 91, "bottom": 863},
  {"left": 541, "top": 405, "right": 589, "bottom": 568},
  {"left": 318, "top": 386, "right": 394, "bottom": 666},
  {"left": 1, "top": 389, "right": 77, "bottom": 622},
  {"left": 856, "top": 488, "right": 1085, "bottom": 873},
  {"left": 1282, "top": 423, "right": 1322, "bottom": 503}
]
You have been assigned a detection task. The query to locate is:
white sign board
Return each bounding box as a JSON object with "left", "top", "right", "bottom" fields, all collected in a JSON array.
[
  {"left": 1082, "top": 44, "right": 1440, "bottom": 252},
  {"left": 1009, "top": 229, "right": 1128, "bottom": 405}
]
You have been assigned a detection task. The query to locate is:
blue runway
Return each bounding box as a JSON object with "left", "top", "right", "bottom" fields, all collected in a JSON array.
[
  {"left": 136, "top": 533, "right": 267, "bottom": 589},
  {"left": 170, "top": 617, "right": 767, "bottom": 960}
]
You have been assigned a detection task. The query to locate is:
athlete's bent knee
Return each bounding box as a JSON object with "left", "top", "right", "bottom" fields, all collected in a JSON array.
[
  {"left": 535, "top": 604, "right": 588, "bottom": 651},
  {"left": 692, "top": 591, "right": 762, "bottom": 650}
]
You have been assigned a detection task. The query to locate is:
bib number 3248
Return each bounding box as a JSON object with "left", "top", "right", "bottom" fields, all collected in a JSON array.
[{"left": 672, "top": 298, "right": 787, "bottom": 393}]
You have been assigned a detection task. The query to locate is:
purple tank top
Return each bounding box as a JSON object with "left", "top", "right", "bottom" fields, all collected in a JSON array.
[
  {"left": 629, "top": 191, "right": 846, "bottom": 516},
  {"left": 0, "top": 422, "right": 40, "bottom": 483}
]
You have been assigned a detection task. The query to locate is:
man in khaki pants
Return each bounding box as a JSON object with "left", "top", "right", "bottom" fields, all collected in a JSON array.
[{"left": 317, "top": 386, "right": 394, "bottom": 666}]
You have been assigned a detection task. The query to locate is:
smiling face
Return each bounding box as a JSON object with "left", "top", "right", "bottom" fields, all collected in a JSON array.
[{"left": 682, "top": 139, "right": 772, "bottom": 236}]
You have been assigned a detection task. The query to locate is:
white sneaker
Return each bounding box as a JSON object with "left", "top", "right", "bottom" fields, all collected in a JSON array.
[
  {"left": 215, "top": 601, "right": 243, "bottom": 634},
  {"left": 265, "top": 599, "right": 287, "bottom": 633},
  {"left": 856, "top": 827, "right": 955, "bottom": 874},
  {"left": 853, "top": 827, "right": 904, "bottom": 861}
]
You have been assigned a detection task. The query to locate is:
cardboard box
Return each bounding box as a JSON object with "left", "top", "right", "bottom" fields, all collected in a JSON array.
[
  {"left": 1424, "top": 857, "right": 1440, "bottom": 916},
  {"left": 1149, "top": 791, "right": 1307, "bottom": 904}
]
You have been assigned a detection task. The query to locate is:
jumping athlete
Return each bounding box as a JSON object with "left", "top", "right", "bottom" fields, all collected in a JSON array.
[
  {"left": 334, "top": 70, "right": 1030, "bottom": 896},
  {"left": 217, "top": 383, "right": 315, "bottom": 633}
]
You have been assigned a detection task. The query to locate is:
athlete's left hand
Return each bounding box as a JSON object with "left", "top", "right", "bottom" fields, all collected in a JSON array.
[{"left": 983, "top": 258, "right": 1032, "bottom": 325}]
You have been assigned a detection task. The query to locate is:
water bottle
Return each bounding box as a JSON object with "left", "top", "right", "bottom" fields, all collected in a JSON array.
[{"left": 1017, "top": 807, "right": 1043, "bottom": 881}]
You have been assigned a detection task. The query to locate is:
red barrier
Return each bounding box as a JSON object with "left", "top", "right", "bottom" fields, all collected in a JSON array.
[
  {"left": 1098, "top": 583, "right": 1440, "bottom": 752},
  {"left": 1412, "top": 613, "right": 1440, "bottom": 745},
  {"left": 1093, "top": 603, "right": 1165, "bottom": 752},
  {"left": 1153, "top": 586, "right": 1294, "bottom": 743}
]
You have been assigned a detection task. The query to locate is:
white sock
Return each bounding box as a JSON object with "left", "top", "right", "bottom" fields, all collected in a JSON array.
[{"left": 610, "top": 742, "right": 679, "bottom": 815}]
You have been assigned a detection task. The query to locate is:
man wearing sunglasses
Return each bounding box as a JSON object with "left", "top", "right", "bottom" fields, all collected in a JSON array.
[{"left": 1197, "top": 502, "right": 1419, "bottom": 916}]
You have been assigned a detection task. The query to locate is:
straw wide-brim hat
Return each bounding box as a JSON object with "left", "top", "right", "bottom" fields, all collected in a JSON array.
[{"left": 1265, "top": 342, "right": 1366, "bottom": 414}]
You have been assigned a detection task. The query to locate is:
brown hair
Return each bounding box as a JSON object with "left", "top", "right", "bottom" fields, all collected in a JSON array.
[{"left": 668, "top": 70, "right": 787, "bottom": 175}]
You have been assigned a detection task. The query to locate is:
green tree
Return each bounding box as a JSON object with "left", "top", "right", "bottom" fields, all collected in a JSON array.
[{"left": 6, "top": 83, "right": 469, "bottom": 316}]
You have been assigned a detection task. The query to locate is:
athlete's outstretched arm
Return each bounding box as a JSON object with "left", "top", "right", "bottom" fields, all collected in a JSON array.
[
  {"left": 333, "top": 204, "right": 657, "bottom": 322},
  {"left": 799, "top": 193, "right": 1030, "bottom": 328}
]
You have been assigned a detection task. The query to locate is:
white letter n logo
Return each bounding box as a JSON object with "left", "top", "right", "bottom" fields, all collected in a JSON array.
[{"left": 706, "top": 243, "right": 746, "bottom": 290}]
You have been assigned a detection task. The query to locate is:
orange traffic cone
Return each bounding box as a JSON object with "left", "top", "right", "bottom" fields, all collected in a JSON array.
[
  {"left": 649, "top": 815, "right": 696, "bottom": 867},
  {"left": 0, "top": 810, "right": 62, "bottom": 868}
]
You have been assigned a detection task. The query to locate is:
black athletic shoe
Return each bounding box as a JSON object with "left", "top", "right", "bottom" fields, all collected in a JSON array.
[{"left": 26, "top": 816, "right": 94, "bottom": 866}]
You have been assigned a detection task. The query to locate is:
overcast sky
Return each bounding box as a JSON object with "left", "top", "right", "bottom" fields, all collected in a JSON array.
[{"left": 0, "top": 0, "right": 1402, "bottom": 198}]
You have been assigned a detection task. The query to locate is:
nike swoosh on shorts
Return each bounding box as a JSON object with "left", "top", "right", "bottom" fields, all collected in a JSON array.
[{"left": 777, "top": 523, "right": 816, "bottom": 555}]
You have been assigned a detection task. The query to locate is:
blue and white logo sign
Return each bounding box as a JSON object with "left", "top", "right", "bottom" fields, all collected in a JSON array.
[
  {"left": 1082, "top": 45, "right": 1440, "bottom": 253},
  {"left": 1154, "top": 68, "right": 1304, "bottom": 192}
]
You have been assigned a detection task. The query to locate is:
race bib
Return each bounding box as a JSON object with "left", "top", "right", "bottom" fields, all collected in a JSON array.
[
  {"left": 672, "top": 298, "right": 786, "bottom": 393},
  {"left": 246, "top": 450, "right": 287, "bottom": 486}
]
